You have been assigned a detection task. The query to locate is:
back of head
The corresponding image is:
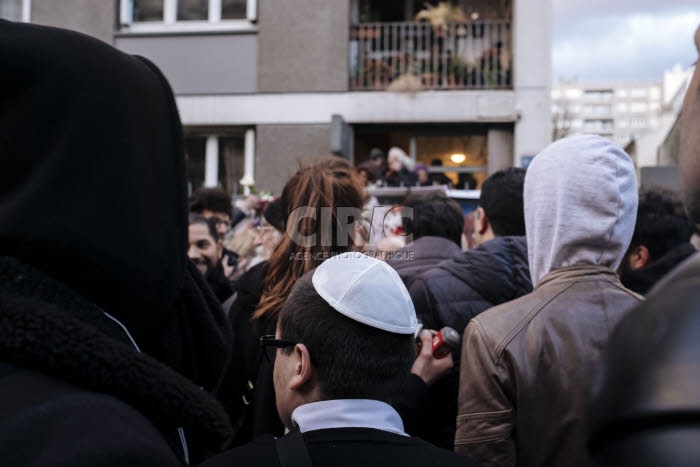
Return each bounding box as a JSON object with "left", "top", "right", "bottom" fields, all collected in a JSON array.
[
  {"left": 0, "top": 21, "right": 187, "bottom": 336},
  {"left": 524, "top": 135, "right": 638, "bottom": 286},
  {"left": 262, "top": 197, "right": 285, "bottom": 232},
  {"left": 402, "top": 191, "right": 464, "bottom": 245},
  {"left": 189, "top": 188, "right": 232, "bottom": 219},
  {"left": 255, "top": 157, "right": 366, "bottom": 321},
  {"left": 278, "top": 262, "right": 415, "bottom": 403},
  {"left": 629, "top": 188, "right": 692, "bottom": 261},
  {"left": 479, "top": 167, "right": 526, "bottom": 237},
  {"left": 588, "top": 257, "right": 700, "bottom": 466}
]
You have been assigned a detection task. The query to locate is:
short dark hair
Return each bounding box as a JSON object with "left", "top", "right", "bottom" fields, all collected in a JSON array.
[
  {"left": 262, "top": 198, "right": 285, "bottom": 232},
  {"left": 479, "top": 168, "right": 526, "bottom": 236},
  {"left": 189, "top": 188, "right": 232, "bottom": 219},
  {"left": 188, "top": 213, "right": 219, "bottom": 241},
  {"left": 357, "top": 162, "right": 378, "bottom": 184},
  {"left": 278, "top": 272, "right": 415, "bottom": 404},
  {"left": 401, "top": 191, "right": 464, "bottom": 245},
  {"left": 629, "top": 188, "right": 693, "bottom": 261},
  {"left": 369, "top": 148, "right": 385, "bottom": 161}
]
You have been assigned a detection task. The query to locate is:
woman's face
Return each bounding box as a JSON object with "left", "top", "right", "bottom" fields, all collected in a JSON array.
[{"left": 388, "top": 155, "right": 402, "bottom": 172}]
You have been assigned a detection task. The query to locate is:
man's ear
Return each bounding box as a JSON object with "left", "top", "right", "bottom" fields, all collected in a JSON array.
[
  {"left": 475, "top": 207, "right": 489, "bottom": 235},
  {"left": 289, "top": 344, "right": 314, "bottom": 391},
  {"left": 629, "top": 245, "right": 650, "bottom": 270}
]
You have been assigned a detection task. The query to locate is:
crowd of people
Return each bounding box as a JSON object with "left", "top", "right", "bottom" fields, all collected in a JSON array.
[
  {"left": 2, "top": 18, "right": 700, "bottom": 467},
  {"left": 358, "top": 147, "right": 475, "bottom": 189}
]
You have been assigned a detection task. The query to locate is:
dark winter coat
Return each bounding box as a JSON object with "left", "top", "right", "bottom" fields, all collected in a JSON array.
[
  {"left": 409, "top": 236, "right": 532, "bottom": 334},
  {"left": 201, "top": 428, "right": 481, "bottom": 467},
  {"left": 0, "top": 258, "right": 233, "bottom": 466},
  {"left": 406, "top": 236, "right": 531, "bottom": 449},
  {"left": 386, "top": 236, "right": 462, "bottom": 288},
  {"left": 0, "top": 20, "right": 236, "bottom": 465},
  {"left": 226, "top": 262, "right": 284, "bottom": 445}
]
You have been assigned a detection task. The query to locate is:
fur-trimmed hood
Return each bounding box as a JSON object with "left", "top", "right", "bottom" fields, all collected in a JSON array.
[{"left": 0, "top": 256, "right": 233, "bottom": 458}]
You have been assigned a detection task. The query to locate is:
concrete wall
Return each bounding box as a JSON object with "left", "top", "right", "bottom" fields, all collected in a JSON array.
[
  {"left": 255, "top": 124, "right": 331, "bottom": 193},
  {"left": 258, "top": 0, "right": 349, "bottom": 92},
  {"left": 512, "top": 0, "right": 552, "bottom": 165},
  {"left": 31, "top": 0, "right": 115, "bottom": 44},
  {"left": 116, "top": 33, "right": 257, "bottom": 94}
]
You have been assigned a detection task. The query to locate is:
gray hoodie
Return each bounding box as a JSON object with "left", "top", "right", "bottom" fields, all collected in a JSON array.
[{"left": 524, "top": 134, "right": 638, "bottom": 287}]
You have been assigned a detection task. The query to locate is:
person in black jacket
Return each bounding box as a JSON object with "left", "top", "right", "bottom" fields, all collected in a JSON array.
[
  {"left": 618, "top": 188, "right": 695, "bottom": 295},
  {"left": 203, "top": 254, "right": 479, "bottom": 467},
  {"left": 407, "top": 167, "right": 532, "bottom": 449},
  {"left": 386, "top": 191, "right": 464, "bottom": 288},
  {"left": 0, "top": 20, "right": 235, "bottom": 466}
]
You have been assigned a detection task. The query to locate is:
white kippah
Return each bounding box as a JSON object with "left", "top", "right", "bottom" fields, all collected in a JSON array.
[{"left": 311, "top": 252, "right": 418, "bottom": 334}]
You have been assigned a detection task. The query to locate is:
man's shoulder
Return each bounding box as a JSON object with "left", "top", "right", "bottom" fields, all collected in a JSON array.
[{"left": 200, "top": 435, "right": 278, "bottom": 467}]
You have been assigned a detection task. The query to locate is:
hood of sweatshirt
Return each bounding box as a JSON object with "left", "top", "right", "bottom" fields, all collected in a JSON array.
[{"left": 524, "top": 134, "right": 638, "bottom": 287}]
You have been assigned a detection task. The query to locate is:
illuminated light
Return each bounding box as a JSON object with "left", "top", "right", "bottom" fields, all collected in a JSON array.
[
  {"left": 450, "top": 153, "right": 466, "bottom": 164},
  {"left": 470, "top": 12, "right": 480, "bottom": 20}
]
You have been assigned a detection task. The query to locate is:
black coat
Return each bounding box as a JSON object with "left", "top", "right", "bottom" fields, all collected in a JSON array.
[
  {"left": 0, "top": 20, "right": 236, "bottom": 464},
  {"left": 0, "top": 258, "right": 233, "bottom": 466},
  {"left": 386, "top": 236, "right": 462, "bottom": 288},
  {"left": 227, "top": 262, "right": 284, "bottom": 445},
  {"left": 409, "top": 236, "right": 532, "bottom": 334},
  {"left": 406, "top": 236, "right": 532, "bottom": 449},
  {"left": 201, "top": 428, "right": 481, "bottom": 467}
]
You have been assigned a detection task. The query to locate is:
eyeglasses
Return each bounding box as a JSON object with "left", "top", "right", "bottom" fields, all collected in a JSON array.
[{"left": 259, "top": 335, "right": 297, "bottom": 364}]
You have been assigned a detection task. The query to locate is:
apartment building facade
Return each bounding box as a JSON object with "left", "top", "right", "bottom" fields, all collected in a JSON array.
[{"left": 6, "top": 0, "right": 552, "bottom": 195}]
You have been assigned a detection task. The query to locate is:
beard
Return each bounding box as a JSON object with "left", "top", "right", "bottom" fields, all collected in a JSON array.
[{"left": 191, "top": 257, "right": 216, "bottom": 277}]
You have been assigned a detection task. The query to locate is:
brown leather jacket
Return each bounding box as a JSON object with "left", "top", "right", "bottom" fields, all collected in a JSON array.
[{"left": 454, "top": 265, "right": 643, "bottom": 467}]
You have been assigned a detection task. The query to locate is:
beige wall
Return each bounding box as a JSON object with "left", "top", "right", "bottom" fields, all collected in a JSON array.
[
  {"left": 258, "top": 0, "right": 349, "bottom": 92},
  {"left": 31, "top": 0, "right": 115, "bottom": 44},
  {"left": 255, "top": 124, "right": 332, "bottom": 193}
]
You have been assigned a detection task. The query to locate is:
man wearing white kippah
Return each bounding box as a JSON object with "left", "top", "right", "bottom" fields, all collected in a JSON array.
[{"left": 202, "top": 252, "right": 480, "bottom": 467}]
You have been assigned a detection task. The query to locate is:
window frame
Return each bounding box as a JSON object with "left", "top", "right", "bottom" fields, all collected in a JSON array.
[
  {"left": 0, "top": 0, "right": 30, "bottom": 22},
  {"left": 119, "top": 0, "right": 257, "bottom": 33}
]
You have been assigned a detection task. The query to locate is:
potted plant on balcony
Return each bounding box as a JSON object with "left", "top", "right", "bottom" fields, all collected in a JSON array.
[{"left": 415, "top": 2, "right": 466, "bottom": 30}]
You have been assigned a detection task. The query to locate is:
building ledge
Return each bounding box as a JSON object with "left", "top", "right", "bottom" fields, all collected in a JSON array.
[{"left": 176, "top": 90, "right": 518, "bottom": 126}]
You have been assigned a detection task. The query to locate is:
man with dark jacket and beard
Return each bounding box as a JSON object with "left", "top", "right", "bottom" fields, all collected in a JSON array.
[
  {"left": 189, "top": 214, "right": 235, "bottom": 302},
  {"left": 406, "top": 167, "right": 532, "bottom": 449},
  {"left": 0, "top": 21, "right": 236, "bottom": 466}
]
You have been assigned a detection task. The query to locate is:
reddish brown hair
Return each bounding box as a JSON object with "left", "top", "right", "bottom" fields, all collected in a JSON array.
[{"left": 253, "top": 157, "right": 366, "bottom": 321}]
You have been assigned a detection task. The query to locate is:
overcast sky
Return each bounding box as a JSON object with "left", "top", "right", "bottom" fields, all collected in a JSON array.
[{"left": 552, "top": 0, "right": 700, "bottom": 83}]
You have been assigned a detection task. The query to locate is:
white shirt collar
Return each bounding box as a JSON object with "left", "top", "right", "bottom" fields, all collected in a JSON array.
[{"left": 291, "top": 399, "right": 408, "bottom": 437}]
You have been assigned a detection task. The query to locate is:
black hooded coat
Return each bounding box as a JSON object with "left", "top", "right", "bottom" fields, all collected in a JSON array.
[{"left": 0, "top": 20, "right": 235, "bottom": 465}]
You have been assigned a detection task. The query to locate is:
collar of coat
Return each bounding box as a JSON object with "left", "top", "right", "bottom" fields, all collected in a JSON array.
[{"left": 0, "top": 256, "right": 233, "bottom": 452}]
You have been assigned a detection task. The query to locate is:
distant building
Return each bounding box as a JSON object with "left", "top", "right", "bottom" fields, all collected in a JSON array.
[
  {"left": 7, "top": 0, "right": 553, "bottom": 195},
  {"left": 552, "top": 65, "right": 693, "bottom": 173}
]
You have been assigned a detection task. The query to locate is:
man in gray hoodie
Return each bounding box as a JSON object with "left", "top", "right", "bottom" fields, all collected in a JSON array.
[{"left": 454, "top": 134, "right": 644, "bottom": 467}]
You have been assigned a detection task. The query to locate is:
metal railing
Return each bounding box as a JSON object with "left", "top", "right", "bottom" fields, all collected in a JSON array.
[{"left": 349, "top": 20, "right": 512, "bottom": 91}]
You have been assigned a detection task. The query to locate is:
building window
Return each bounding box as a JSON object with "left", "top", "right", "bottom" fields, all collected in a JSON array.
[
  {"left": 629, "top": 102, "right": 648, "bottom": 113},
  {"left": 121, "top": 0, "right": 255, "bottom": 28},
  {"left": 0, "top": 0, "right": 30, "bottom": 21},
  {"left": 184, "top": 130, "right": 255, "bottom": 197}
]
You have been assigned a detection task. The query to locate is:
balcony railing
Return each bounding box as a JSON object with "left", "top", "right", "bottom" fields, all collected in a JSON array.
[{"left": 350, "top": 20, "right": 512, "bottom": 91}]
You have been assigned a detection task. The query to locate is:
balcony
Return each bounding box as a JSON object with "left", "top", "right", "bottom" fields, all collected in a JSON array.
[{"left": 349, "top": 20, "right": 512, "bottom": 91}]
